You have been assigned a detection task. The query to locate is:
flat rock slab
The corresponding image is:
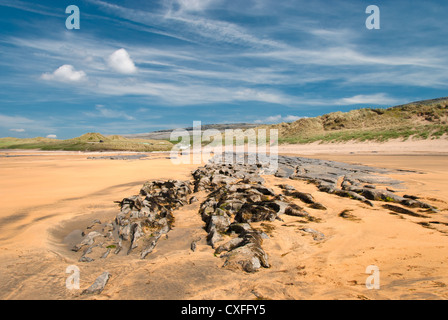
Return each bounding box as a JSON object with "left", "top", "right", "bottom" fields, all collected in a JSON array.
[
  {"left": 87, "top": 154, "right": 148, "bottom": 160},
  {"left": 82, "top": 271, "right": 111, "bottom": 295}
]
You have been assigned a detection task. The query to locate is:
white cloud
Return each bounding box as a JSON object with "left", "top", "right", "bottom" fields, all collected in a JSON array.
[
  {"left": 46, "top": 134, "right": 57, "bottom": 139},
  {"left": 175, "top": 0, "right": 215, "bottom": 12},
  {"left": 41, "top": 65, "right": 87, "bottom": 82},
  {"left": 284, "top": 115, "right": 305, "bottom": 122},
  {"left": 88, "top": 0, "right": 282, "bottom": 49},
  {"left": 0, "top": 114, "right": 55, "bottom": 135},
  {"left": 234, "top": 89, "right": 292, "bottom": 104},
  {"left": 337, "top": 93, "right": 399, "bottom": 105},
  {"left": 107, "top": 48, "right": 137, "bottom": 74},
  {"left": 84, "top": 105, "right": 135, "bottom": 120}
]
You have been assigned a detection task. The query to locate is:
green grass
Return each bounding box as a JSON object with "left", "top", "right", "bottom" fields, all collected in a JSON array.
[
  {"left": 277, "top": 124, "right": 448, "bottom": 145},
  {"left": 3, "top": 98, "right": 448, "bottom": 150},
  {"left": 261, "top": 98, "right": 448, "bottom": 145},
  {"left": 0, "top": 134, "right": 173, "bottom": 152}
]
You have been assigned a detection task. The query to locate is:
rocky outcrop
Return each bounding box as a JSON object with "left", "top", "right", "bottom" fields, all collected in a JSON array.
[
  {"left": 70, "top": 153, "right": 436, "bottom": 276},
  {"left": 274, "top": 155, "right": 437, "bottom": 211},
  {"left": 72, "top": 180, "right": 192, "bottom": 262},
  {"left": 194, "top": 160, "right": 317, "bottom": 273},
  {"left": 82, "top": 271, "right": 111, "bottom": 295}
]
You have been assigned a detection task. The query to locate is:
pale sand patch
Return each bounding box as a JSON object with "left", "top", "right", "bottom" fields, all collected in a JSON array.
[
  {"left": 0, "top": 144, "right": 447, "bottom": 300},
  {"left": 278, "top": 137, "right": 448, "bottom": 155}
]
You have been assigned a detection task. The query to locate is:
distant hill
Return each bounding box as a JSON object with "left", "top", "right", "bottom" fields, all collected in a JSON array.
[
  {"left": 68, "top": 132, "right": 108, "bottom": 142},
  {"left": 2, "top": 98, "right": 447, "bottom": 151},
  {"left": 122, "top": 123, "right": 259, "bottom": 140},
  {"left": 121, "top": 98, "right": 448, "bottom": 145},
  {"left": 256, "top": 97, "right": 448, "bottom": 144},
  {"left": 0, "top": 133, "right": 172, "bottom": 152}
]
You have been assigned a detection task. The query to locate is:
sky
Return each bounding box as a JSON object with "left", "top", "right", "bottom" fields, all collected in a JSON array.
[{"left": 0, "top": 0, "right": 447, "bottom": 139}]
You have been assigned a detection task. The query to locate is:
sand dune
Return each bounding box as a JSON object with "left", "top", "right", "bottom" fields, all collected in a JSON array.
[{"left": 0, "top": 143, "right": 447, "bottom": 300}]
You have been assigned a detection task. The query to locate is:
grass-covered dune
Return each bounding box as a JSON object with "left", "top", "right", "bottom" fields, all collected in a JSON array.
[
  {"left": 257, "top": 97, "right": 448, "bottom": 144},
  {"left": 2, "top": 97, "right": 448, "bottom": 151},
  {"left": 0, "top": 133, "right": 173, "bottom": 152}
]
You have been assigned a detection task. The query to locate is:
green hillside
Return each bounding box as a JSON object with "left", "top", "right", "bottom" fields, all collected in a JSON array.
[
  {"left": 0, "top": 133, "right": 173, "bottom": 152},
  {"left": 257, "top": 97, "right": 448, "bottom": 144}
]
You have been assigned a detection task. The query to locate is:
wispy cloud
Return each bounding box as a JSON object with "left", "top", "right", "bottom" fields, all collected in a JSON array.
[
  {"left": 0, "top": 114, "right": 55, "bottom": 135},
  {"left": 88, "top": 0, "right": 284, "bottom": 49},
  {"left": 174, "top": 0, "right": 218, "bottom": 13},
  {"left": 84, "top": 105, "right": 136, "bottom": 121},
  {"left": 254, "top": 114, "right": 306, "bottom": 124},
  {"left": 0, "top": 0, "right": 63, "bottom": 17},
  {"left": 2, "top": 0, "right": 448, "bottom": 138},
  {"left": 336, "top": 93, "right": 400, "bottom": 106}
]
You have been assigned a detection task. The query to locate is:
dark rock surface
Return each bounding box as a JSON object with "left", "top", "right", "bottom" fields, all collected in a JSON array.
[
  {"left": 87, "top": 154, "right": 148, "bottom": 160},
  {"left": 82, "top": 271, "right": 111, "bottom": 295},
  {"left": 72, "top": 180, "right": 192, "bottom": 262},
  {"left": 71, "top": 152, "right": 436, "bottom": 276},
  {"left": 272, "top": 155, "right": 436, "bottom": 211}
]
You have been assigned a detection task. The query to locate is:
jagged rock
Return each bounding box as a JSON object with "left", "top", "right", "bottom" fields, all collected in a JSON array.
[
  {"left": 228, "top": 222, "right": 252, "bottom": 234},
  {"left": 101, "top": 248, "right": 111, "bottom": 259},
  {"left": 206, "top": 227, "right": 222, "bottom": 249},
  {"left": 217, "top": 199, "right": 244, "bottom": 214},
  {"left": 333, "top": 189, "right": 374, "bottom": 207},
  {"left": 215, "top": 237, "right": 245, "bottom": 254},
  {"left": 285, "top": 190, "right": 315, "bottom": 204},
  {"left": 73, "top": 179, "right": 193, "bottom": 261},
  {"left": 318, "top": 183, "right": 337, "bottom": 194},
  {"left": 79, "top": 256, "right": 94, "bottom": 263},
  {"left": 400, "top": 198, "right": 438, "bottom": 211},
  {"left": 382, "top": 204, "right": 430, "bottom": 218},
  {"left": 234, "top": 202, "right": 278, "bottom": 223},
  {"left": 309, "top": 202, "right": 327, "bottom": 210},
  {"left": 210, "top": 175, "right": 238, "bottom": 188},
  {"left": 278, "top": 184, "right": 327, "bottom": 210},
  {"left": 190, "top": 237, "right": 201, "bottom": 252},
  {"left": 241, "top": 175, "right": 265, "bottom": 184},
  {"left": 284, "top": 204, "right": 311, "bottom": 218},
  {"left": 82, "top": 272, "right": 111, "bottom": 295},
  {"left": 404, "top": 194, "right": 419, "bottom": 200},
  {"left": 275, "top": 165, "right": 295, "bottom": 178},
  {"left": 361, "top": 188, "right": 405, "bottom": 203},
  {"left": 140, "top": 234, "right": 161, "bottom": 259},
  {"left": 117, "top": 195, "right": 143, "bottom": 212},
  {"left": 72, "top": 231, "right": 103, "bottom": 252},
  {"left": 189, "top": 196, "right": 198, "bottom": 204},
  {"left": 277, "top": 184, "right": 295, "bottom": 191},
  {"left": 206, "top": 214, "right": 231, "bottom": 233},
  {"left": 128, "top": 222, "right": 145, "bottom": 253},
  {"left": 87, "top": 219, "right": 102, "bottom": 229},
  {"left": 300, "top": 228, "right": 325, "bottom": 241},
  {"left": 220, "top": 230, "right": 270, "bottom": 273},
  {"left": 71, "top": 153, "right": 430, "bottom": 276}
]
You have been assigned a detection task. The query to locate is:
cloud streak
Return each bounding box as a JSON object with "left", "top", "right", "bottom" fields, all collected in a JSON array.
[
  {"left": 2, "top": 0, "right": 448, "bottom": 138},
  {"left": 84, "top": 105, "right": 136, "bottom": 121}
]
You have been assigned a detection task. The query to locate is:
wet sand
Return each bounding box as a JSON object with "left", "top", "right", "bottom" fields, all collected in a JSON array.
[{"left": 0, "top": 145, "right": 447, "bottom": 300}]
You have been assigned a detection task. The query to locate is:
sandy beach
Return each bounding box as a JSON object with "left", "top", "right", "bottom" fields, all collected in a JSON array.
[{"left": 1, "top": 140, "right": 448, "bottom": 300}]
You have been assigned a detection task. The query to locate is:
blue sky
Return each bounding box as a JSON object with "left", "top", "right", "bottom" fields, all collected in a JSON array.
[{"left": 0, "top": 0, "right": 447, "bottom": 139}]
